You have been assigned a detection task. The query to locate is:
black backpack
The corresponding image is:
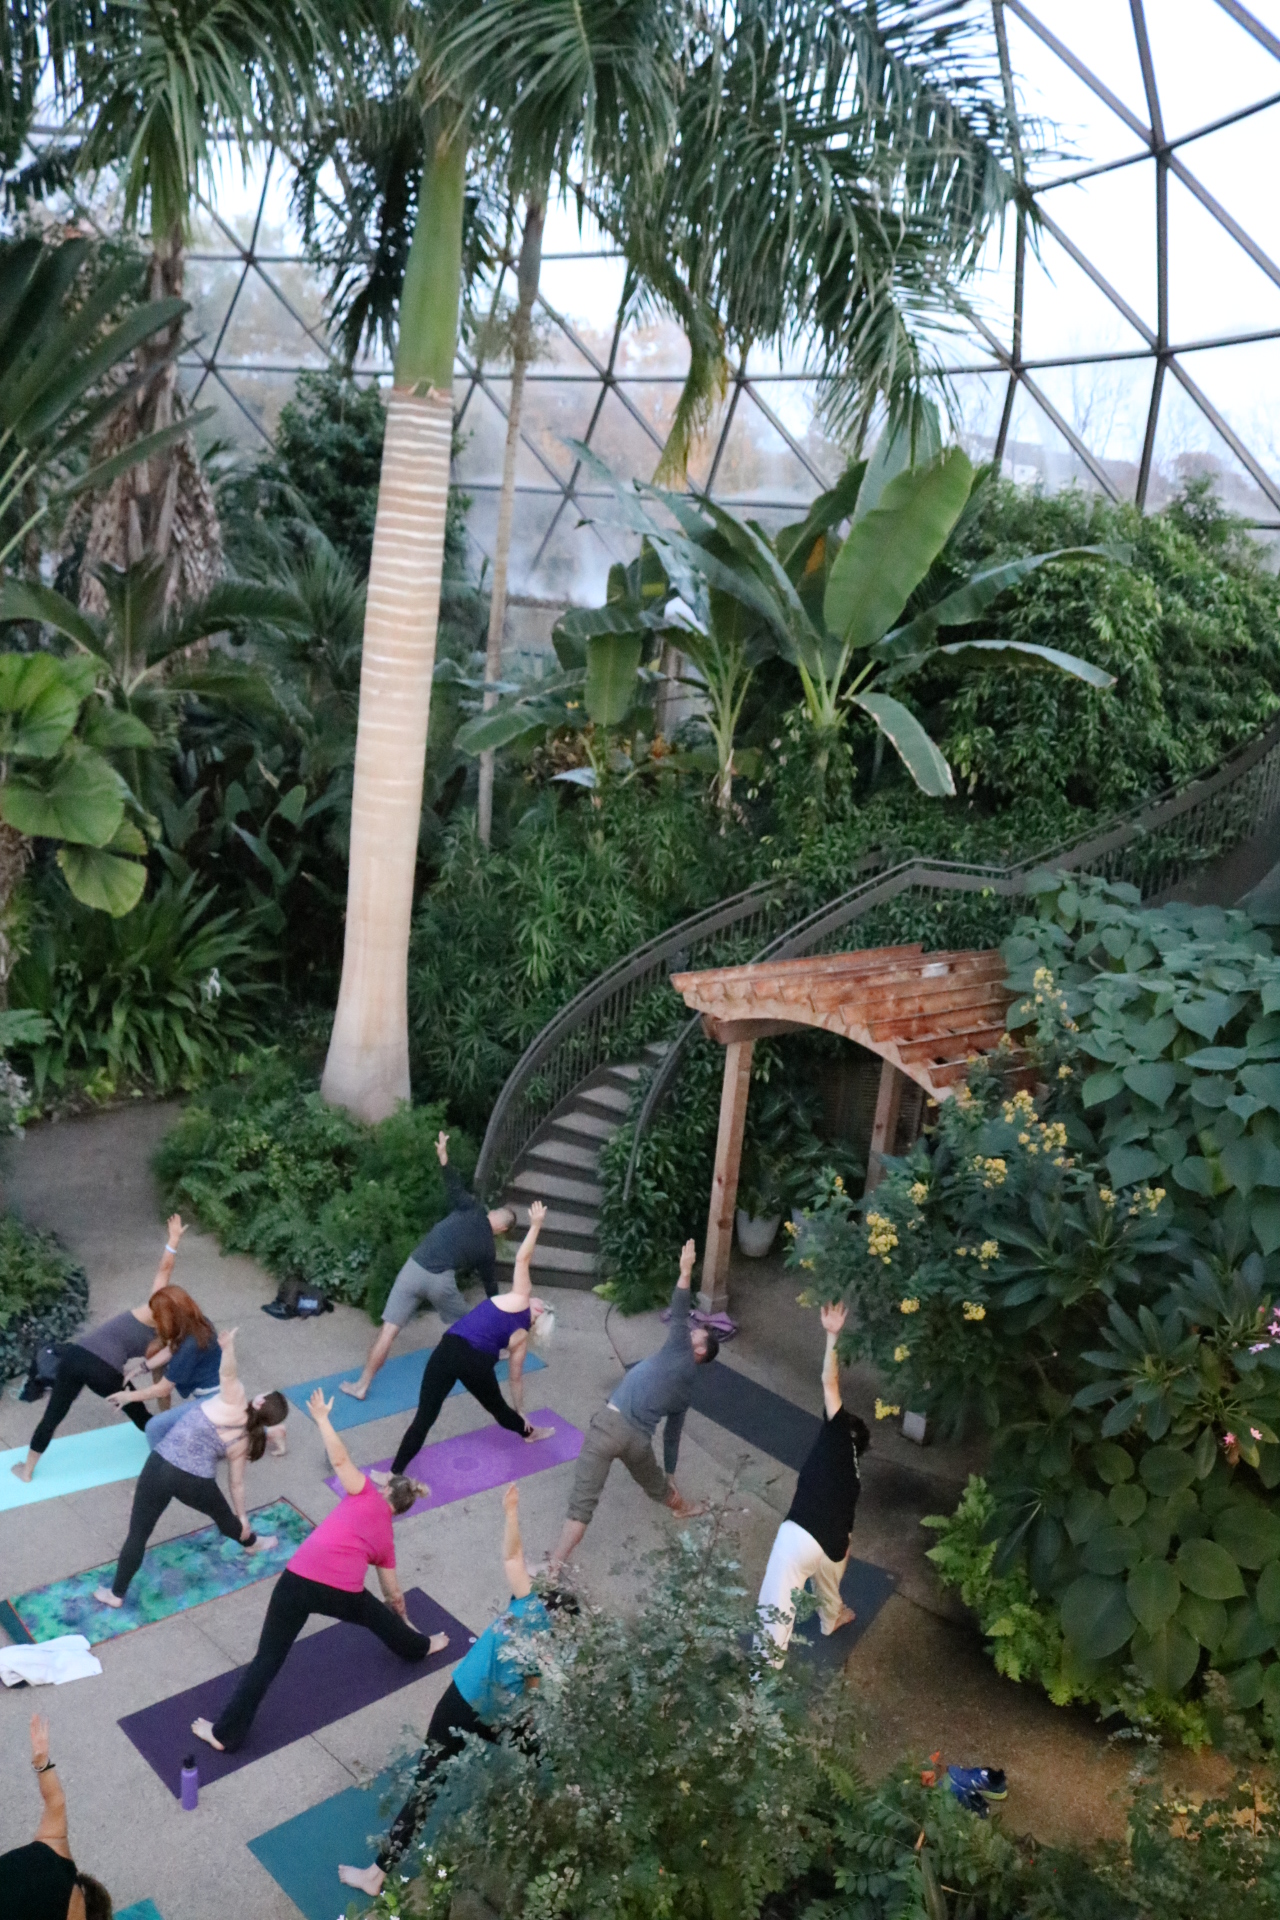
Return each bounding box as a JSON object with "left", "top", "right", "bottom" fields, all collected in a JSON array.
[
  {"left": 19, "top": 1341, "right": 64, "bottom": 1402},
  {"left": 262, "top": 1277, "right": 334, "bottom": 1320}
]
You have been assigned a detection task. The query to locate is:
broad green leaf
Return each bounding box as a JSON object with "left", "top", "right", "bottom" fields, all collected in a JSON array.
[
  {"left": 275, "top": 784, "right": 307, "bottom": 828},
  {"left": 1175, "top": 1537, "right": 1246, "bottom": 1600},
  {"left": 56, "top": 844, "right": 146, "bottom": 916},
  {"left": 1093, "top": 1442, "right": 1135, "bottom": 1484},
  {"left": 1109, "top": 1482, "right": 1147, "bottom": 1525},
  {"left": 1174, "top": 1155, "right": 1219, "bottom": 1197},
  {"left": 850, "top": 694, "right": 955, "bottom": 796},
  {"left": 1082, "top": 1524, "right": 1140, "bottom": 1575},
  {"left": 852, "top": 404, "right": 942, "bottom": 522},
  {"left": 937, "top": 638, "right": 1115, "bottom": 689},
  {"left": 1242, "top": 1063, "right": 1280, "bottom": 1112},
  {"left": 823, "top": 448, "right": 973, "bottom": 650},
  {"left": 455, "top": 705, "right": 557, "bottom": 756},
  {"left": 1178, "top": 1590, "right": 1228, "bottom": 1649},
  {"left": 775, "top": 459, "right": 867, "bottom": 572},
  {"left": 881, "top": 548, "right": 1117, "bottom": 661},
  {"left": 1106, "top": 1144, "right": 1163, "bottom": 1187},
  {"left": 1225, "top": 1660, "right": 1265, "bottom": 1710},
  {"left": 1, "top": 747, "right": 123, "bottom": 845},
  {"left": 1184, "top": 1046, "right": 1249, "bottom": 1070},
  {"left": 1175, "top": 993, "right": 1243, "bottom": 1040},
  {"left": 1256, "top": 1558, "right": 1280, "bottom": 1626},
  {"left": 1213, "top": 1502, "right": 1280, "bottom": 1568},
  {"left": 1083, "top": 1069, "right": 1124, "bottom": 1107},
  {"left": 1065, "top": 1486, "right": 1108, "bottom": 1544},
  {"left": 1140, "top": 1448, "right": 1198, "bottom": 1497},
  {"left": 1130, "top": 1618, "right": 1199, "bottom": 1695},
  {"left": 1126, "top": 1559, "right": 1181, "bottom": 1634},
  {"left": 1265, "top": 1661, "right": 1280, "bottom": 1721},
  {"left": 0, "top": 1007, "right": 50, "bottom": 1049},
  {"left": 1122, "top": 1061, "right": 1178, "bottom": 1108},
  {"left": 0, "top": 577, "right": 101, "bottom": 652},
  {"left": 584, "top": 630, "right": 644, "bottom": 727},
  {"left": 1219, "top": 1600, "right": 1274, "bottom": 1665},
  {"left": 0, "top": 651, "right": 86, "bottom": 758},
  {"left": 1060, "top": 1573, "right": 1135, "bottom": 1661},
  {"left": 78, "top": 706, "right": 155, "bottom": 751}
]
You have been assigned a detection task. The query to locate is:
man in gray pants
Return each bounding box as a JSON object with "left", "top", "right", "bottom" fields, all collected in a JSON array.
[
  {"left": 341, "top": 1132, "right": 516, "bottom": 1401},
  {"left": 549, "top": 1238, "right": 716, "bottom": 1569}
]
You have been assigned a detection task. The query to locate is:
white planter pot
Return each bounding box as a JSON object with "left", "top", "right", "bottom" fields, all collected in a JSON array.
[{"left": 736, "top": 1210, "right": 782, "bottom": 1258}]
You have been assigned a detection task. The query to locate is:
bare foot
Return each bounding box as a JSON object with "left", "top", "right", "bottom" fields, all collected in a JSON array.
[
  {"left": 267, "top": 1434, "right": 288, "bottom": 1457},
  {"left": 10, "top": 1459, "right": 34, "bottom": 1484},
  {"left": 428, "top": 1632, "right": 449, "bottom": 1655},
  {"left": 369, "top": 1468, "right": 392, "bottom": 1487},
  {"left": 245, "top": 1534, "right": 277, "bottom": 1555},
  {"left": 191, "top": 1717, "right": 224, "bottom": 1752},
  {"left": 664, "top": 1490, "right": 708, "bottom": 1519},
  {"left": 338, "top": 1864, "right": 386, "bottom": 1896},
  {"left": 822, "top": 1605, "right": 856, "bottom": 1635},
  {"left": 92, "top": 1587, "right": 123, "bottom": 1609},
  {"left": 339, "top": 1379, "right": 369, "bottom": 1402},
  {"left": 523, "top": 1425, "right": 554, "bottom": 1444}
]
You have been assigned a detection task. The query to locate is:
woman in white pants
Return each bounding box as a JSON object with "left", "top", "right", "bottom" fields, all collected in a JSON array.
[{"left": 757, "top": 1301, "right": 869, "bottom": 1656}]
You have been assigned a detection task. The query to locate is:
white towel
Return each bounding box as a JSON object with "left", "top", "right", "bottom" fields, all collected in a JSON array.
[{"left": 0, "top": 1633, "right": 102, "bottom": 1687}]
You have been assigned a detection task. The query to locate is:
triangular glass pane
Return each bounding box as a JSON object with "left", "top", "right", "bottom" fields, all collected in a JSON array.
[
  {"left": 1144, "top": 0, "right": 1280, "bottom": 142},
  {"left": 1171, "top": 343, "right": 1280, "bottom": 504},
  {"left": 748, "top": 379, "right": 844, "bottom": 491},
  {"left": 1004, "top": 10, "right": 1149, "bottom": 185},
  {"left": 213, "top": 263, "right": 331, "bottom": 371},
  {"left": 614, "top": 315, "right": 691, "bottom": 381},
  {"left": 581, "top": 387, "right": 667, "bottom": 488},
  {"left": 1039, "top": 161, "right": 1158, "bottom": 335},
  {"left": 537, "top": 257, "right": 629, "bottom": 364},
  {"left": 198, "top": 369, "right": 292, "bottom": 446},
  {"left": 524, "top": 506, "right": 628, "bottom": 606},
  {"left": 705, "top": 388, "right": 824, "bottom": 510},
  {"left": 612, "top": 378, "right": 692, "bottom": 468},
  {"left": 1023, "top": 1, "right": 1154, "bottom": 129},
  {"left": 999, "top": 383, "right": 1111, "bottom": 496},
  {"left": 482, "top": 374, "right": 602, "bottom": 483},
  {"left": 1025, "top": 361, "right": 1158, "bottom": 501},
  {"left": 949, "top": 372, "right": 1014, "bottom": 464},
  {"left": 1019, "top": 225, "right": 1153, "bottom": 358},
  {"left": 1167, "top": 169, "right": 1280, "bottom": 343},
  {"left": 1145, "top": 365, "right": 1279, "bottom": 519},
  {"left": 1177, "top": 100, "right": 1280, "bottom": 279}
]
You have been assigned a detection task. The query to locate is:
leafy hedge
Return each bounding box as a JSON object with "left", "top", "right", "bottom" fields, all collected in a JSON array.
[
  {"left": 793, "top": 876, "right": 1280, "bottom": 1742},
  {"left": 0, "top": 1216, "right": 87, "bottom": 1382},
  {"left": 153, "top": 1054, "right": 472, "bottom": 1316}
]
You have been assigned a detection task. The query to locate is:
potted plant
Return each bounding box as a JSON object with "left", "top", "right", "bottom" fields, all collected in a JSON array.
[
  {"left": 735, "top": 1155, "right": 787, "bottom": 1257},
  {"left": 736, "top": 1081, "right": 863, "bottom": 1258}
]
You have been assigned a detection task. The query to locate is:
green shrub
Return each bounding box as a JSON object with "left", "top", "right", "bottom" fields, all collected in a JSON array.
[
  {"left": 791, "top": 875, "right": 1280, "bottom": 1740},
  {"left": 0, "top": 1216, "right": 88, "bottom": 1382},
  {"left": 10, "top": 874, "right": 273, "bottom": 1101},
  {"left": 153, "top": 1054, "right": 474, "bottom": 1314}
]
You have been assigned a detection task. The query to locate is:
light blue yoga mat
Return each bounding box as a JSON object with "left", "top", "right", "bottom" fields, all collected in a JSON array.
[
  {"left": 286, "top": 1344, "right": 543, "bottom": 1432},
  {"left": 0, "top": 1421, "right": 149, "bottom": 1512},
  {"left": 249, "top": 1768, "right": 400, "bottom": 1920},
  {"left": 116, "top": 1902, "right": 164, "bottom": 1920}
]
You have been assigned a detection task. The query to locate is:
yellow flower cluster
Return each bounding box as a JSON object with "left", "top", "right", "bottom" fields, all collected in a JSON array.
[
  {"left": 1057, "top": 1063, "right": 1073, "bottom": 1080},
  {"left": 1033, "top": 966, "right": 1055, "bottom": 989},
  {"left": 1002, "top": 1089, "right": 1036, "bottom": 1123},
  {"left": 893, "top": 1344, "right": 911, "bottom": 1363},
  {"left": 1029, "top": 965, "right": 1078, "bottom": 1032},
  {"left": 909, "top": 1181, "right": 929, "bottom": 1206},
  {"left": 1129, "top": 1184, "right": 1167, "bottom": 1216},
  {"left": 874, "top": 1398, "right": 901, "bottom": 1421},
  {"left": 866, "top": 1212, "right": 898, "bottom": 1265},
  {"left": 962, "top": 1301, "right": 986, "bottom": 1321},
  {"left": 973, "top": 1154, "right": 1007, "bottom": 1188},
  {"left": 1099, "top": 1187, "right": 1116, "bottom": 1208},
  {"left": 900, "top": 1296, "right": 921, "bottom": 1314}
]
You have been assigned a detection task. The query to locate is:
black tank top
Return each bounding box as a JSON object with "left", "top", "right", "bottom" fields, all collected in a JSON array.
[{"left": 0, "top": 1841, "right": 77, "bottom": 1919}]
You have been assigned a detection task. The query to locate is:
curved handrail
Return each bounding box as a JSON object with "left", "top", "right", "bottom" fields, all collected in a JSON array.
[{"left": 620, "top": 714, "right": 1280, "bottom": 1196}]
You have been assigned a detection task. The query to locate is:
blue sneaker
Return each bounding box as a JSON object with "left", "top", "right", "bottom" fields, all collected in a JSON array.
[{"left": 946, "top": 1766, "right": 1007, "bottom": 1816}]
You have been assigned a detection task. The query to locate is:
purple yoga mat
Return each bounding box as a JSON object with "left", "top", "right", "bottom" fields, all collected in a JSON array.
[
  {"left": 329, "top": 1407, "right": 583, "bottom": 1519},
  {"left": 118, "top": 1587, "right": 471, "bottom": 1795}
]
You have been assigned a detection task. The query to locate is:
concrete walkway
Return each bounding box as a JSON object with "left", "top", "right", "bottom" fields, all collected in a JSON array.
[{"left": 0, "top": 1106, "right": 1228, "bottom": 1917}]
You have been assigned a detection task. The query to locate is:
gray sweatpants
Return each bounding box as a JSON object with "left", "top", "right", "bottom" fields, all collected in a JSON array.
[{"left": 382, "top": 1257, "right": 468, "bottom": 1328}]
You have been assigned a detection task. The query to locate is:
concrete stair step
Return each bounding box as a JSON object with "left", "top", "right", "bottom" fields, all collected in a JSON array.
[
  {"left": 512, "top": 1166, "right": 603, "bottom": 1205},
  {"left": 579, "top": 1082, "right": 632, "bottom": 1115},
  {"left": 496, "top": 1240, "right": 600, "bottom": 1277},
  {"left": 607, "top": 1062, "right": 643, "bottom": 1082},
  {"left": 508, "top": 1203, "right": 597, "bottom": 1240},
  {"left": 556, "top": 1108, "right": 618, "bottom": 1142},
  {"left": 527, "top": 1136, "right": 600, "bottom": 1173}
]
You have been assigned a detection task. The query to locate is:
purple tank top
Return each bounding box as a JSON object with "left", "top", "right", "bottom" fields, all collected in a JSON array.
[{"left": 453, "top": 1296, "right": 530, "bottom": 1358}]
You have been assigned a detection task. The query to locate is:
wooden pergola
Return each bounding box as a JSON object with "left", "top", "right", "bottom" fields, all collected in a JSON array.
[{"left": 670, "top": 943, "right": 1019, "bottom": 1312}]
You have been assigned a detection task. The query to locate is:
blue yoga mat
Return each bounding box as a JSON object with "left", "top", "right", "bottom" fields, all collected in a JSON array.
[
  {"left": 249, "top": 1769, "right": 399, "bottom": 1920},
  {"left": 286, "top": 1345, "right": 544, "bottom": 1431},
  {"left": 0, "top": 1422, "right": 150, "bottom": 1512},
  {"left": 116, "top": 1903, "right": 164, "bottom": 1920}
]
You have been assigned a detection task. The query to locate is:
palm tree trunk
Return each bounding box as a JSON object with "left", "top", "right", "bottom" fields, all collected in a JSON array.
[
  {"left": 321, "top": 123, "right": 467, "bottom": 1122},
  {"left": 477, "top": 194, "right": 544, "bottom": 847}
]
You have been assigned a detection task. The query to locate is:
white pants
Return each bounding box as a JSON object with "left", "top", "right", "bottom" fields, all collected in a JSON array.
[{"left": 756, "top": 1519, "right": 849, "bottom": 1653}]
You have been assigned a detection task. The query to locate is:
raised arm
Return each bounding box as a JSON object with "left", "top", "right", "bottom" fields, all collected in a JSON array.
[
  {"left": 819, "top": 1301, "right": 847, "bottom": 1420},
  {"left": 215, "top": 1326, "right": 247, "bottom": 1414},
  {"left": 501, "top": 1481, "right": 532, "bottom": 1598},
  {"left": 28, "top": 1712, "right": 72, "bottom": 1859},
  {"left": 148, "top": 1213, "right": 186, "bottom": 1297},
  {"left": 661, "top": 1240, "right": 696, "bottom": 1348},
  {"left": 510, "top": 1200, "right": 546, "bottom": 1304},
  {"left": 308, "top": 1389, "right": 365, "bottom": 1495}
]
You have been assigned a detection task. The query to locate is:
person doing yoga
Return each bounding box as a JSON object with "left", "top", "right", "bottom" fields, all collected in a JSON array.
[
  {"left": 93, "top": 1328, "right": 288, "bottom": 1609},
  {"left": 12, "top": 1215, "right": 190, "bottom": 1484},
  {"left": 0, "top": 1712, "right": 112, "bottom": 1920},
  {"left": 342, "top": 1131, "right": 516, "bottom": 1401},
  {"left": 374, "top": 1202, "right": 554, "bottom": 1485},
  {"left": 193, "top": 1389, "right": 448, "bottom": 1754},
  {"left": 756, "top": 1301, "right": 868, "bottom": 1656},
  {"left": 550, "top": 1238, "right": 714, "bottom": 1572},
  {"left": 339, "top": 1482, "right": 573, "bottom": 1901}
]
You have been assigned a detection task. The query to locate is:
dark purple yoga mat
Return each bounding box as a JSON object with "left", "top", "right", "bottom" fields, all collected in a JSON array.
[
  {"left": 329, "top": 1407, "right": 583, "bottom": 1519},
  {"left": 118, "top": 1587, "right": 471, "bottom": 1794}
]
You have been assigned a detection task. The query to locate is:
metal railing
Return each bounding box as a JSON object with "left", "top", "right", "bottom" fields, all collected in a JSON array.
[{"left": 476, "top": 714, "right": 1280, "bottom": 1203}]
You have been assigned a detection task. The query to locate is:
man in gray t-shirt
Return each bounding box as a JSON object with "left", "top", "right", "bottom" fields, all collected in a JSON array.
[
  {"left": 549, "top": 1239, "right": 717, "bottom": 1570},
  {"left": 341, "top": 1133, "right": 516, "bottom": 1402}
]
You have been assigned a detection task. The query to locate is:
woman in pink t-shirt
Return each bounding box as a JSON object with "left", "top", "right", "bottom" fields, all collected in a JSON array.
[{"left": 193, "top": 1390, "right": 449, "bottom": 1755}]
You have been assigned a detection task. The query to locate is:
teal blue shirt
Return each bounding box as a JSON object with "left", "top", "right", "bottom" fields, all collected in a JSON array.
[{"left": 452, "top": 1592, "right": 550, "bottom": 1723}]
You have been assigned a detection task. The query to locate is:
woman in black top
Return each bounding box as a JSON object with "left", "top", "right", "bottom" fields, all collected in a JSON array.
[
  {"left": 756, "top": 1301, "right": 870, "bottom": 1657},
  {"left": 0, "top": 1711, "right": 112, "bottom": 1919}
]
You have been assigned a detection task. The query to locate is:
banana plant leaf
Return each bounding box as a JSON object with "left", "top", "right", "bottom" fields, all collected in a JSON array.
[
  {"left": 584, "top": 629, "right": 645, "bottom": 727},
  {"left": 852, "top": 692, "right": 955, "bottom": 797},
  {"left": 876, "top": 547, "right": 1122, "bottom": 663},
  {"left": 824, "top": 448, "right": 974, "bottom": 650},
  {"left": 852, "top": 400, "right": 943, "bottom": 523},
  {"left": 938, "top": 639, "right": 1116, "bottom": 688}
]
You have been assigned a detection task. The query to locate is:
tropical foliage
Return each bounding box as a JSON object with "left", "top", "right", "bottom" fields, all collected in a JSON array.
[
  {"left": 793, "top": 875, "right": 1280, "bottom": 1740},
  {"left": 0, "top": 1216, "right": 87, "bottom": 1383}
]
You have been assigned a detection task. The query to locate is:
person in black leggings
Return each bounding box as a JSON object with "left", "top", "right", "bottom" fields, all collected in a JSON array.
[
  {"left": 192, "top": 1391, "right": 449, "bottom": 1756},
  {"left": 339, "top": 1482, "right": 574, "bottom": 1901},
  {"left": 1, "top": 1710, "right": 112, "bottom": 1919},
  {"left": 13, "top": 1216, "right": 190, "bottom": 1484},
  {"left": 377, "top": 1203, "right": 554, "bottom": 1484}
]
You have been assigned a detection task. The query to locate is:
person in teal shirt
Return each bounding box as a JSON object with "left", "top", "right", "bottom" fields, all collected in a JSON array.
[{"left": 338, "top": 1482, "right": 575, "bottom": 1900}]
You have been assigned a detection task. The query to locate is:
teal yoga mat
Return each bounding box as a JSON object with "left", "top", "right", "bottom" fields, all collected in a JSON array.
[
  {"left": 249, "top": 1768, "right": 400, "bottom": 1920},
  {"left": 116, "top": 1903, "right": 165, "bottom": 1920},
  {"left": 0, "top": 1422, "right": 149, "bottom": 1512},
  {"left": 1, "top": 1497, "right": 313, "bottom": 1645},
  {"left": 286, "top": 1345, "right": 544, "bottom": 1431}
]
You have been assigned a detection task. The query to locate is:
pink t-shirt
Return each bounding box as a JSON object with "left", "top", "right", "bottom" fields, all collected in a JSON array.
[{"left": 287, "top": 1480, "right": 395, "bottom": 1592}]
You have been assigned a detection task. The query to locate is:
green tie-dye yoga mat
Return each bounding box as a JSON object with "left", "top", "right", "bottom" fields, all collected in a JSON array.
[{"left": 0, "top": 1497, "right": 313, "bottom": 1646}]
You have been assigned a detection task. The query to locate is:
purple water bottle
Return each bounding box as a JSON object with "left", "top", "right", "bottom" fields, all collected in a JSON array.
[{"left": 180, "top": 1753, "right": 199, "bottom": 1810}]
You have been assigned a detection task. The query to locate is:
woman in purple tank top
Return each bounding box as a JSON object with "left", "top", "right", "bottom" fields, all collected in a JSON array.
[{"left": 375, "top": 1204, "right": 555, "bottom": 1484}]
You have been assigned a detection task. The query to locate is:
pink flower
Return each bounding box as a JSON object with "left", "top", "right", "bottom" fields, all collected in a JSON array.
[
  {"left": 1252, "top": 1428, "right": 1264, "bottom": 1441},
  {"left": 1223, "top": 1433, "right": 1237, "bottom": 1449}
]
